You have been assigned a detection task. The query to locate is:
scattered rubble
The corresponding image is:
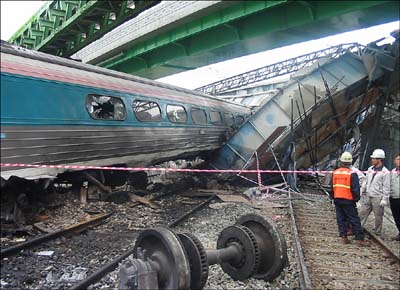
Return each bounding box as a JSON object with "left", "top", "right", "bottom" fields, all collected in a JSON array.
[{"left": 1, "top": 169, "right": 296, "bottom": 289}]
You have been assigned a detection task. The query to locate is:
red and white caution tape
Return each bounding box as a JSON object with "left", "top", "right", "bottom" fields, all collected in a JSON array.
[
  {"left": 1, "top": 163, "right": 399, "bottom": 175},
  {"left": 255, "top": 152, "right": 262, "bottom": 190}
]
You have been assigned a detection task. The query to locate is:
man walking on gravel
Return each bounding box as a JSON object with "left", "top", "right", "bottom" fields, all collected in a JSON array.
[
  {"left": 359, "top": 149, "right": 391, "bottom": 236},
  {"left": 389, "top": 153, "right": 400, "bottom": 241},
  {"left": 330, "top": 152, "right": 368, "bottom": 246}
]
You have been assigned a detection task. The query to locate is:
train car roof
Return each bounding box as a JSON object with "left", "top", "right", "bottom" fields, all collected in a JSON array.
[{"left": 0, "top": 41, "right": 250, "bottom": 111}]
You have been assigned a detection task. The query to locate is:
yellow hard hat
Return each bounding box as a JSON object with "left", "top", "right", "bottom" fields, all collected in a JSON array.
[{"left": 340, "top": 152, "right": 353, "bottom": 163}]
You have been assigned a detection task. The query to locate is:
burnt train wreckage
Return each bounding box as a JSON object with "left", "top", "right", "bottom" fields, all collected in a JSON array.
[
  {"left": 0, "top": 40, "right": 250, "bottom": 221},
  {"left": 209, "top": 30, "right": 399, "bottom": 186},
  {"left": 0, "top": 28, "right": 399, "bottom": 290},
  {"left": 1, "top": 31, "right": 399, "bottom": 220}
]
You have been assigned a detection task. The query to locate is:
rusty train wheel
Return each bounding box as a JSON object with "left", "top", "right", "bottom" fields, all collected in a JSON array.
[
  {"left": 236, "top": 213, "right": 288, "bottom": 282},
  {"left": 178, "top": 233, "right": 209, "bottom": 290},
  {"left": 134, "top": 227, "right": 191, "bottom": 290}
]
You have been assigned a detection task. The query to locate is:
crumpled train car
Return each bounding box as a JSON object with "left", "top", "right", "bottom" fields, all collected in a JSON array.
[{"left": 0, "top": 41, "right": 251, "bottom": 181}]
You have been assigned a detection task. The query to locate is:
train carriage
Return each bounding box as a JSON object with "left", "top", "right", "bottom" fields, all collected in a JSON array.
[{"left": 0, "top": 41, "right": 251, "bottom": 181}]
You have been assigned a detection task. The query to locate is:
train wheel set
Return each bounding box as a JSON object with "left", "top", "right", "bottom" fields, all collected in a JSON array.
[{"left": 119, "top": 214, "right": 288, "bottom": 290}]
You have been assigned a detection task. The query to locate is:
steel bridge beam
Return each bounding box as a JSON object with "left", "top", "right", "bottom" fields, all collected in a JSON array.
[
  {"left": 98, "top": 0, "right": 399, "bottom": 79},
  {"left": 196, "top": 43, "right": 361, "bottom": 95},
  {"left": 8, "top": 0, "right": 160, "bottom": 57}
]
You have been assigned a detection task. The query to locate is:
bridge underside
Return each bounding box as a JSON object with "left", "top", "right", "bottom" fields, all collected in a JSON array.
[{"left": 98, "top": 1, "right": 399, "bottom": 79}]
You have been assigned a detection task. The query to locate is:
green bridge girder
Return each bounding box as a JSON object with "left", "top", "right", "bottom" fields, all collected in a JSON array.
[
  {"left": 8, "top": 0, "right": 160, "bottom": 57},
  {"left": 96, "top": 0, "right": 399, "bottom": 79},
  {"left": 8, "top": 1, "right": 399, "bottom": 79}
]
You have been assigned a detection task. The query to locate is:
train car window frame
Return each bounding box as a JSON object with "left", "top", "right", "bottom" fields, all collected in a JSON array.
[
  {"left": 236, "top": 115, "right": 245, "bottom": 126},
  {"left": 191, "top": 107, "right": 208, "bottom": 125},
  {"left": 86, "top": 94, "right": 126, "bottom": 121},
  {"left": 133, "top": 100, "right": 162, "bottom": 122},
  {"left": 210, "top": 110, "right": 223, "bottom": 125},
  {"left": 224, "top": 112, "right": 234, "bottom": 126},
  {"left": 167, "top": 104, "right": 188, "bottom": 123}
]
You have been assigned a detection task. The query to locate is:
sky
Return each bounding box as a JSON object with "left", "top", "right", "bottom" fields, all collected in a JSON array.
[
  {"left": 0, "top": 1, "right": 45, "bottom": 41},
  {"left": 1, "top": 1, "right": 399, "bottom": 89}
]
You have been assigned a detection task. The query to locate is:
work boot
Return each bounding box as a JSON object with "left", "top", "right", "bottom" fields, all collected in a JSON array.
[
  {"left": 356, "top": 239, "right": 369, "bottom": 247},
  {"left": 340, "top": 236, "right": 350, "bottom": 244}
]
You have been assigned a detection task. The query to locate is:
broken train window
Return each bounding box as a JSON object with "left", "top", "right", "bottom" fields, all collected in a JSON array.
[
  {"left": 224, "top": 112, "right": 234, "bottom": 126},
  {"left": 236, "top": 115, "right": 245, "bottom": 126},
  {"left": 167, "top": 104, "right": 187, "bottom": 123},
  {"left": 191, "top": 107, "right": 207, "bottom": 124},
  {"left": 86, "top": 94, "right": 126, "bottom": 120},
  {"left": 133, "top": 100, "right": 161, "bottom": 121},
  {"left": 210, "top": 110, "right": 222, "bottom": 125}
]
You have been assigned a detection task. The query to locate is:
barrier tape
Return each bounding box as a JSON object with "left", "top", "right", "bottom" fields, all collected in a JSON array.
[
  {"left": 255, "top": 152, "right": 262, "bottom": 190},
  {"left": 1, "top": 163, "right": 399, "bottom": 175}
]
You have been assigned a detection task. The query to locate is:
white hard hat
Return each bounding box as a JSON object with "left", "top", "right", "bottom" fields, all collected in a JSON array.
[
  {"left": 340, "top": 152, "right": 353, "bottom": 163},
  {"left": 370, "top": 149, "right": 385, "bottom": 159}
]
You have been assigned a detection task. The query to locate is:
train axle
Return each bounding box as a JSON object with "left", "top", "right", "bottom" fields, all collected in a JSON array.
[{"left": 118, "top": 214, "right": 288, "bottom": 290}]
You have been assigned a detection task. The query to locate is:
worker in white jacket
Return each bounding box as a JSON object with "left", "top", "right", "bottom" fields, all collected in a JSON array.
[
  {"left": 345, "top": 164, "right": 366, "bottom": 235},
  {"left": 359, "top": 149, "right": 391, "bottom": 235},
  {"left": 351, "top": 165, "right": 367, "bottom": 190},
  {"left": 389, "top": 154, "right": 400, "bottom": 241}
]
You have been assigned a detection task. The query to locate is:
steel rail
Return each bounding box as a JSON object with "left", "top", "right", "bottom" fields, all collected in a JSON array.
[
  {"left": 69, "top": 194, "right": 215, "bottom": 290},
  {"left": 1, "top": 212, "right": 113, "bottom": 258},
  {"left": 364, "top": 228, "right": 400, "bottom": 264},
  {"left": 287, "top": 189, "right": 313, "bottom": 289},
  {"left": 291, "top": 191, "right": 400, "bottom": 289},
  {"left": 69, "top": 246, "right": 137, "bottom": 290},
  {"left": 167, "top": 194, "right": 215, "bottom": 227}
]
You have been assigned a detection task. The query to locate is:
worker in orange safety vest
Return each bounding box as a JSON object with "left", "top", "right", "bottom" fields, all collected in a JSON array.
[{"left": 330, "top": 152, "right": 368, "bottom": 246}]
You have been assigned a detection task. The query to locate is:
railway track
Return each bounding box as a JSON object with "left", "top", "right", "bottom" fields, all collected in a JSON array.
[
  {"left": 1, "top": 212, "right": 113, "bottom": 258},
  {"left": 69, "top": 194, "right": 215, "bottom": 290},
  {"left": 289, "top": 192, "right": 400, "bottom": 290},
  {"left": 1, "top": 191, "right": 217, "bottom": 289}
]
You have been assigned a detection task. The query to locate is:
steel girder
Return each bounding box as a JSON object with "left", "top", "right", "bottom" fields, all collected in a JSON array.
[
  {"left": 196, "top": 43, "right": 362, "bottom": 95},
  {"left": 98, "top": 0, "right": 399, "bottom": 78},
  {"left": 8, "top": 0, "right": 160, "bottom": 57}
]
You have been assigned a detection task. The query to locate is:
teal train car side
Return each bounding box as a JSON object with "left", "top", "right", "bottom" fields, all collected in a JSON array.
[{"left": 0, "top": 42, "right": 251, "bottom": 180}]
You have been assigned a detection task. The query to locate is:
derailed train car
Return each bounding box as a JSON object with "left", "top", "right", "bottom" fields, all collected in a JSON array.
[{"left": 0, "top": 41, "right": 251, "bottom": 185}]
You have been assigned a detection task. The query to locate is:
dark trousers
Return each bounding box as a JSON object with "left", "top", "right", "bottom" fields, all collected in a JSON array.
[
  {"left": 390, "top": 197, "right": 400, "bottom": 235},
  {"left": 335, "top": 202, "right": 364, "bottom": 240}
]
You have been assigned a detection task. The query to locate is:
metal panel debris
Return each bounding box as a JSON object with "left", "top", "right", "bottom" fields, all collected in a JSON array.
[{"left": 210, "top": 34, "right": 399, "bottom": 184}]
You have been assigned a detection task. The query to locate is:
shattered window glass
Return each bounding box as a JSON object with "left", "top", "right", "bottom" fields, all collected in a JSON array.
[
  {"left": 191, "top": 107, "right": 207, "bottom": 124},
  {"left": 133, "top": 100, "right": 161, "bottom": 121},
  {"left": 86, "top": 94, "right": 126, "bottom": 120},
  {"left": 236, "top": 115, "right": 245, "bottom": 126},
  {"left": 210, "top": 110, "right": 222, "bottom": 125},
  {"left": 224, "top": 113, "right": 234, "bottom": 126},
  {"left": 167, "top": 105, "right": 187, "bottom": 123}
]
